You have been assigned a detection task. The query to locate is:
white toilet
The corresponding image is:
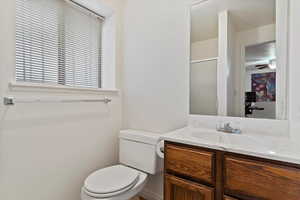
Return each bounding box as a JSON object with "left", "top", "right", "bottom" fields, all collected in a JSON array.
[{"left": 81, "top": 130, "right": 163, "bottom": 200}]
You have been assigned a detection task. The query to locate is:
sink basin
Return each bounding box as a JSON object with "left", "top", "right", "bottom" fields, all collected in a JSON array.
[
  {"left": 185, "top": 128, "right": 222, "bottom": 144},
  {"left": 187, "top": 130, "right": 276, "bottom": 154}
]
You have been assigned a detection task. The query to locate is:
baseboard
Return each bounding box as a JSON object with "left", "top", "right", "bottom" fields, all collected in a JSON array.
[{"left": 140, "top": 189, "right": 163, "bottom": 200}]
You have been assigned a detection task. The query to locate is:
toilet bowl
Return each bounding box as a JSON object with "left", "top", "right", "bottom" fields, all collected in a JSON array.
[
  {"left": 81, "top": 167, "right": 148, "bottom": 200},
  {"left": 81, "top": 130, "right": 163, "bottom": 200}
]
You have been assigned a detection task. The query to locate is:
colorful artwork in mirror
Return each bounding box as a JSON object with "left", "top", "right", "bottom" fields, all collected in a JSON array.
[{"left": 251, "top": 72, "right": 276, "bottom": 102}]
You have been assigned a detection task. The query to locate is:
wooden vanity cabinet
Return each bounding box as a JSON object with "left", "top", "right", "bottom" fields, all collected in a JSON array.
[
  {"left": 165, "top": 143, "right": 215, "bottom": 184},
  {"left": 164, "top": 142, "right": 220, "bottom": 200},
  {"left": 164, "top": 141, "right": 300, "bottom": 200},
  {"left": 224, "top": 155, "right": 300, "bottom": 200},
  {"left": 165, "top": 174, "right": 214, "bottom": 200}
]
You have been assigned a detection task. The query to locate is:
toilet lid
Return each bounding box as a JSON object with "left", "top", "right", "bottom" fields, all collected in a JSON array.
[
  {"left": 84, "top": 165, "right": 140, "bottom": 195},
  {"left": 83, "top": 181, "right": 138, "bottom": 198}
]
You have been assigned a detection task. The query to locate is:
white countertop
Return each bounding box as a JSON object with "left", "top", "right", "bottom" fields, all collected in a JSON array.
[{"left": 160, "top": 127, "right": 300, "bottom": 165}]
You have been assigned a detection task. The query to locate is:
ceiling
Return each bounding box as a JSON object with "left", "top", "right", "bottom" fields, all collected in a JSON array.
[
  {"left": 191, "top": 0, "right": 276, "bottom": 43},
  {"left": 245, "top": 41, "right": 276, "bottom": 69}
]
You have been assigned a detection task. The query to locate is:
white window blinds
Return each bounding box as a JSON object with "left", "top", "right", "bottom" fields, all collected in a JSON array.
[{"left": 16, "top": 0, "right": 104, "bottom": 88}]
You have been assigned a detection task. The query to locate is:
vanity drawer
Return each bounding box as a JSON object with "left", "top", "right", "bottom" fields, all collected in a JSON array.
[
  {"left": 224, "top": 155, "right": 300, "bottom": 200},
  {"left": 165, "top": 143, "right": 215, "bottom": 184},
  {"left": 165, "top": 174, "right": 214, "bottom": 200}
]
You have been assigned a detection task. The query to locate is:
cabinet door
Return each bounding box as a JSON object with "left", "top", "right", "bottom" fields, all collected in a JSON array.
[
  {"left": 224, "top": 155, "right": 300, "bottom": 200},
  {"left": 165, "top": 174, "right": 214, "bottom": 200}
]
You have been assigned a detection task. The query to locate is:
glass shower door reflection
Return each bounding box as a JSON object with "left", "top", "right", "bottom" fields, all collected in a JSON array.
[{"left": 190, "top": 59, "right": 218, "bottom": 115}]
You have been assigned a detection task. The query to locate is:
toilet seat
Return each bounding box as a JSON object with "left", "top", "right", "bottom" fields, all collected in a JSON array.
[
  {"left": 81, "top": 171, "right": 148, "bottom": 200},
  {"left": 83, "top": 165, "right": 141, "bottom": 198}
]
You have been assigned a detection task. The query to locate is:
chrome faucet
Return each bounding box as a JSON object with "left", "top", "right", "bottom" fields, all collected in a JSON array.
[{"left": 217, "top": 122, "right": 242, "bottom": 134}]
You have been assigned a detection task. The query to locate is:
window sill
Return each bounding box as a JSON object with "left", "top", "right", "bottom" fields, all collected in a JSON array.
[{"left": 9, "top": 81, "right": 120, "bottom": 95}]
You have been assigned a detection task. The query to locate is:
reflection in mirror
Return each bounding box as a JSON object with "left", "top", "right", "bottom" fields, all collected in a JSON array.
[
  {"left": 190, "top": 0, "right": 282, "bottom": 119},
  {"left": 230, "top": 0, "right": 277, "bottom": 119},
  {"left": 190, "top": 59, "right": 218, "bottom": 115},
  {"left": 190, "top": 2, "right": 218, "bottom": 115},
  {"left": 244, "top": 42, "right": 276, "bottom": 119}
]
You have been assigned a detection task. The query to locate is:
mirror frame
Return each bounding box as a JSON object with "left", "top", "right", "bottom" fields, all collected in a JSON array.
[{"left": 188, "top": 0, "right": 289, "bottom": 120}]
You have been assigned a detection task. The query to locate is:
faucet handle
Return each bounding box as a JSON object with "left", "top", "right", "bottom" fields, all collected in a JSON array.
[{"left": 216, "top": 120, "right": 223, "bottom": 130}]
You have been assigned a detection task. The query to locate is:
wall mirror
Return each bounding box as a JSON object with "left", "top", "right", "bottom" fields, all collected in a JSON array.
[{"left": 190, "top": 0, "right": 288, "bottom": 120}]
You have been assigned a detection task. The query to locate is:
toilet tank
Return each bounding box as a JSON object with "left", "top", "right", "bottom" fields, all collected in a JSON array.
[{"left": 119, "top": 130, "right": 163, "bottom": 175}]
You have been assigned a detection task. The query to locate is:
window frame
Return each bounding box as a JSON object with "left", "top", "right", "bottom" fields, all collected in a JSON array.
[{"left": 12, "top": 0, "right": 117, "bottom": 94}]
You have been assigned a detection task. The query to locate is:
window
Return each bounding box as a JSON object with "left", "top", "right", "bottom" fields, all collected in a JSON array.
[{"left": 16, "top": 0, "right": 104, "bottom": 88}]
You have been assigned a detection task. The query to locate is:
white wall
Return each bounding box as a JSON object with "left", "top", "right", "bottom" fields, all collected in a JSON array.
[
  {"left": 191, "top": 38, "right": 218, "bottom": 60},
  {"left": 0, "top": 1, "right": 123, "bottom": 200},
  {"left": 122, "top": 0, "right": 190, "bottom": 133},
  {"left": 122, "top": 0, "right": 190, "bottom": 199}
]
